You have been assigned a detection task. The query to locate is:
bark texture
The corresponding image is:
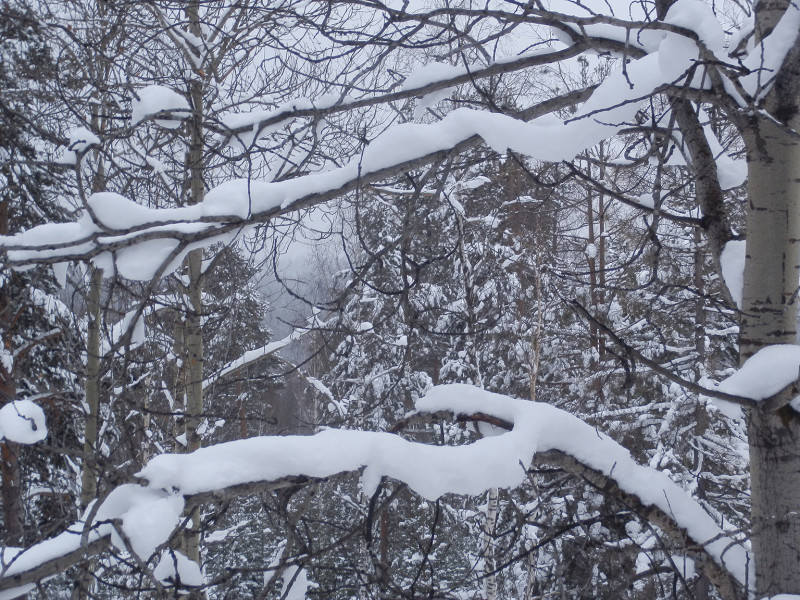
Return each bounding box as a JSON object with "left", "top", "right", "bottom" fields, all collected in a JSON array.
[
  {"left": 742, "top": 113, "right": 800, "bottom": 597},
  {"left": 731, "top": 1, "right": 800, "bottom": 592},
  {"left": 80, "top": 266, "right": 103, "bottom": 509},
  {"left": 181, "top": 2, "right": 205, "bottom": 575}
]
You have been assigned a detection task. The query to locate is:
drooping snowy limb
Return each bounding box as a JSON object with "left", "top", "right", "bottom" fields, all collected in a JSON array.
[
  {"left": 0, "top": 475, "right": 323, "bottom": 597},
  {"left": 0, "top": 85, "right": 597, "bottom": 273},
  {"left": 0, "top": 536, "right": 109, "bottom": 599},
  {"left": 51, "top": 35, "right": 591, "bottom": 161},
  {"left": 0, "top": 385, "right": 747, "bottom": 598},
  {"left": 6, "top": 0, "right": 782, "bottom": 274},
  {"left": 209, "top": 43, "right": 597, "bottom": 142}
]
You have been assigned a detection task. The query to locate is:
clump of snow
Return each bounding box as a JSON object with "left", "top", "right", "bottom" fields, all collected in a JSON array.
[
  {"left": 739, "top": 2, "right": 800, "bottom": 99},
  {"left": 67, "top": 127, "right": 100, "bottom": 153},
  {"left": 154, "top": 550, "right": 204, "bottom": 587},
  {"left": 58, "top": 127, "right": 101, "bottom": 165},
  {"left": 0, "top": 401, "right": 47, "bottom": 444},
  {"left": 462, "top": 176, "right": 490, "bottom": 190},
  {"left": 720, "top": 240, "right": 745, "bottom": 308},
  {"left": 131, "top": 85, "right": 191, "bottom": 128},
  {"left": 716, "top": 156, "right": 747, "bottom": 190},
  {"left": 663, "top": 0, "right": 724, "bottom": 51},
  {"left": 718, "top": 345, "right": 800, "bottom": 400},
  {"left": 402, "top": 62, "right": 466, "bottom": 91},
  {"left": 95, "top": 484, "right": 184, "bottom": 559}
]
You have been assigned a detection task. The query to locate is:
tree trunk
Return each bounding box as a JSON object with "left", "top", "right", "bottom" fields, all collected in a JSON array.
[
  {"left": 480, "top": 487, "right": 499, "bottom": 600},
  {"left": 0, "top": 198, "right": 23, "bottom": 547},
  {"left": 181, "top": 2, "right": 205, "bottom": 576},
  {"left": 741, "top": 115, "right": 800, "bottom": 597},
  {"left": 80, "top": 266, "right": 103, "bottom": 509}
]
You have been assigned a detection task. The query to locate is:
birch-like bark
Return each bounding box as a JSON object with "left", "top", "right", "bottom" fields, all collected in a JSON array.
[
  {"left": 741, "top": 114, "right": 800, "bottom": 597},
  {"left": 737, "top": 3, "right": 800, "bottom": 591}
]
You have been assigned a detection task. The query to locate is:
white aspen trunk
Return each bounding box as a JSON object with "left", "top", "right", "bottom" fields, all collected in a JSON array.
[
  {"left": 482, "top": 487, "right": 499, "bottom": 600},
  {"left": 741, "top": 115, "right": 800, "bottom": 598}
]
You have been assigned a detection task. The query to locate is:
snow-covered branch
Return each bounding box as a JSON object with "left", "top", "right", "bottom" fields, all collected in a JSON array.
[
  {"left": 0, "top": 385, "right": 747, "bottom": 598},
  {"left": 0, "top": 86, "right": 597, "bottom": 277}
]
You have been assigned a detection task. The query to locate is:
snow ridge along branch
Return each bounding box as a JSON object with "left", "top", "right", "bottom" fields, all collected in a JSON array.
[{"left": 0, "top": 385, "right": 747, "bottom": 598}]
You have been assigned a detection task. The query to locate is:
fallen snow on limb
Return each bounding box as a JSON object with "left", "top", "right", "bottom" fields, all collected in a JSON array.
[
  {"left": 58, "top": 127, "right": 101, "bottom": 165},
  {"left": 139, "top": 384, "right": 747, "bottom": 583},
  {"left": 0, "top": 525, "right": 110, "bottom": 585},
  {"left": 131, "top": 85, "right": 191, "bottom": 128},
  {"left": 3, "top": 47, "right": 673, "bottom": 278},
  {"left": 0, "top": 485, "right": 184, "bottom": 598},
  {"left": 0, "top": 401, "right": 47, "bottom": 444},
  {"left": 1, "top": 384, "right": 748, "bottom": 595},
  {"left": 717, "top": 345, "right": 800, "bottom": 400},
  {"left": 739, "top": 2, "right": 800, "bottom": 100},
  {"left": 154, "top": 550, "right": 204, "bottom": 587}
]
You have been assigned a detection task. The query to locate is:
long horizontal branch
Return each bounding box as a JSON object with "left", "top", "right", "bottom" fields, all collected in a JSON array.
[
  {"left": 0, "top": 394, "right": 747, "bottom": 600},
  {"left": 1, "top": 87, "right": 595, "bottom": 267},
  {"left": 0, "top": 535, "right": 109, "bottom": 595},
  {"left": 212, "top": 44, "right": 593, "bottom": 140}
]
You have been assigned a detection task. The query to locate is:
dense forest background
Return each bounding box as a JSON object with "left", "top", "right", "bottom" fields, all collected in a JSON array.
[{"left": 1, "top": 0, "right": 798, "bottom": 599}]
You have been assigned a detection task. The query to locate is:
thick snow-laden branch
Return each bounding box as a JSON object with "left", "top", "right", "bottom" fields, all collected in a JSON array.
[
  {"left": 0, "top": 385, "right": 747, "bottom": 598},
  {"left": 2, "top": 12, "right": 742, "bottom": 279},
  {"left": 0, "top": 84, "right": 582, "bottom": 277},
  {"left": 214, "top": 44, "right": 591, "bottom": 142},
  {"left": 705, "top": 345, "right": 800, "bottom": 417},
  {"left": 0, "top": 71, "right": 657, "bottom": 278}
]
